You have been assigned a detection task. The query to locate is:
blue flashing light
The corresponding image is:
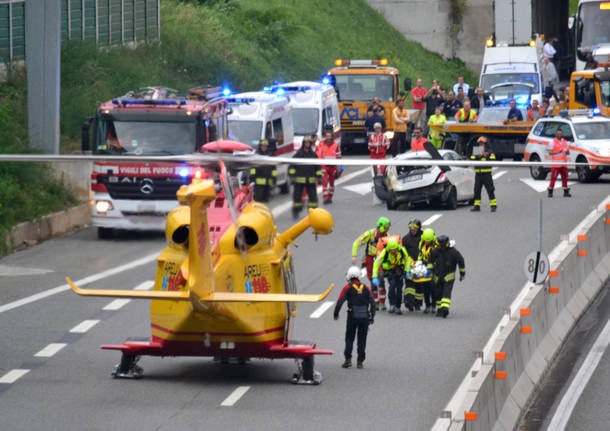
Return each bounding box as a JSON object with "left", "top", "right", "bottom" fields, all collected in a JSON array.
[
  {"left": 516, "top": 96, "right": 528, "bottom": 105},
  {"left": 263, "top": 86, "right": 273, "bottom": 92},
  {"left": 111, "top": 98, "right": 187, "bottom": 106},
  {"left": 593, "top": 107, "right": 601, "bottom": 116},
  {"left": 322, "top": 76, "right": 330, "bottom": 85},
  {"left": 222, "top": 88, "right": 232, "bottom": 96},
  {"left": 276, "top": 88, "right": 285, "bottom": 96},
  {"left": 178, "top": 167, "right": 189, "bottom": 178}
]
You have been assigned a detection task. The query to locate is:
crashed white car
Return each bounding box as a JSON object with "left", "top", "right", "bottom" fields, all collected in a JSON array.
[{"left": 375, "top": 149, "right": 475, "bottom": 210}]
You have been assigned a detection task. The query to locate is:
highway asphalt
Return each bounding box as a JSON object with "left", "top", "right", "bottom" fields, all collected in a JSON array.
[{"left": 0, "top": 164, "right": 609, "bottom": 430}]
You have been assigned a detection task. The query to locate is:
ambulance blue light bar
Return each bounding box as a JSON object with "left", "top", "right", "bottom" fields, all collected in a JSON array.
[{"left": 226, "top": 97, "right": 257, "bottom": 104}]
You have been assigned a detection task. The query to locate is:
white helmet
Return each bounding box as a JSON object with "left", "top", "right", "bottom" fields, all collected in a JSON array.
[{"left": 346, "top": 266, "right": 361, "bottom": 281}]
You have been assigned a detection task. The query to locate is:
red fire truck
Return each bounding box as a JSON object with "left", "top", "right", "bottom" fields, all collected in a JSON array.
[{"left": 82, "top": 86, "right": 232, "bottom": 239}]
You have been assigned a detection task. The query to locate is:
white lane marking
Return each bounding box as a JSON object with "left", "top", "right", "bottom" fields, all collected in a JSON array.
[
  {"left": 69, "top": 320, "right": 100, "bottom": 333},
  {"left": 0, "top": 252, "right": 160, "bottom": 314},
  {"left": 220, "top": 386, "right": 251, "bottom": 406},
  {"left": 422, "top": 214, "right": 442, "bottom": 226},
  {"left": 0, "top": 369, "right": 30, "bottom": 384},
  {"left": 103, "top": 299, "right": 131, "bottom": 310},
  {"left": 34, "top": 343, "right": 67, "bottom": 358},
  {"left": 520, "top": 177, "right": 576, "bottom": 193},
  {"left": 343, "top": 182, "right": 372, "bottom": 196},
  {"left": 133, "top": 280, "right": 154, "bottom": 290},
  {"left": 492, "top": 170, "right": 507, "bottom": 180},
  {"left": 547, "top": 317, "right": 610, "bottom": 431},
  {"left": 310, "top": 301, "right": 335, "bottom": 319},
  {"left": 272, "top": 167, "right": 369, "bottom": 218},
  {"left": 0, "top": 265, "right": 53, "bottom": 276}
]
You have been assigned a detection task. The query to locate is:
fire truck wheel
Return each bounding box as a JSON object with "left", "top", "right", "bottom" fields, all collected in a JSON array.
[{"left": 97, "top": 227, "right": 114, "bottom": 239}]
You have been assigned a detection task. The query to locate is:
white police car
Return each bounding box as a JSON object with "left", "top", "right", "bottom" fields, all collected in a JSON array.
[{"left": 524, "top": 110, "right": 610, "bottom": 182}]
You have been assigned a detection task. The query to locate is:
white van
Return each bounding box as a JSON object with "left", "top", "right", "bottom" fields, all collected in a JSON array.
[
  {"left": 479, "top": 45, "right": 543, "bottom": 104},
  {"left": 269, "top": 81, "right": 340, "bottom": 150},
  {"left": 227, "top": 91, "right": 295, "bottom": 192}
]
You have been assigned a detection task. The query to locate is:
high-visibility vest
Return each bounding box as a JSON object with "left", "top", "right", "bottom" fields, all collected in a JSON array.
[{"left": 457, "top": 108, "right": 477, "bottom": 122}]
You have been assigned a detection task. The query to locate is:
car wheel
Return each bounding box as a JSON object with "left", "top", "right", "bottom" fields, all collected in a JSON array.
[
  {"left": 97, "top": 227, "right": 113, "bottom": 239},
  {"left": 373, "top": 176, "right": 389, "bottom": 201},
  {"left": 386, "top": 192, "right": 398, "bottom": 210},
  {"left": 529, "top": 154, "right": 548, "bottom": 180},
  {"left": 576, "top": 156, "right": 598, "bottom": 183},
  {"left": 444, "top": 186, "right": 458, "bottom": 210}
]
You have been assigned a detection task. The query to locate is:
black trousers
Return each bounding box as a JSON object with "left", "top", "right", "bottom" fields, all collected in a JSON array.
[
  {"left": 253, "top": 184, "right": 271, "bottom": 203},
  {"left": 292, "top": 182, "right": 317, "bottom": 210},
  {"left": 434, "top": 279, "right": 455, "bottom": 310},
  {"left": 386, "top": 271, "right": 404, "bottom": 309},
  {"left": 345, "top": 316, "right": 369, "bottom": 362},
  {"left": 392, "top": 132, "right": 407, "bottom": 156},
  {"left": 473, "top": 174, "right": 495, "bottom": 206},
  {"left": 423, "top": 280, "right": 435, "bottom": 308}
]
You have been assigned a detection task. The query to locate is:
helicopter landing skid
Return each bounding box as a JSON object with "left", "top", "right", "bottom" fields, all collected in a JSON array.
[
  {"left": 291, "top": 357, "right": 322, "bottom": 385},
  {"left": 111, "top": 354, "right": 143, "bottom": 379}
]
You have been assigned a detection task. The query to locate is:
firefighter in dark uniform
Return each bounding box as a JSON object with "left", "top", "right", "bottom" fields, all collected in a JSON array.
[
  {"left": 470, "top": 136, "right": 497, "bottom": 212},
  {"left": 288, "top": 136, "right": 322, "bottom": 219},
  {"left": 402, "top": 219, "right": 423, "bottom": 310},
  {"left": 249, "top": 139, "right": 277, "bottom": 203},
  {"left": 334, "top": 266, "right": 376, "bottom": 369},
  {"left": 427, "top": 235, "right": 465, "bottom": 318}
]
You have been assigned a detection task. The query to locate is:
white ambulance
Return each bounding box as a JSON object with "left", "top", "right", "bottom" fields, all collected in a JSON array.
[
  {"left": 227, "top": 91, "right": 295, "bottom": 192},
  {"left": 268, "top": 81, "right": 340, "bottom": 150}
]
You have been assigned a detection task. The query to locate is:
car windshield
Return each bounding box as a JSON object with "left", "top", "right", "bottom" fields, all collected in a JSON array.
[
  {"left": 573, "top": 122, "right": 610, "bottom": 140},
  {"left": 333, "top": 74, "right": 395, "bottom": 102},
  {"left": 481, "top": 74, "right": 540, "bottom": 95},
  {"left": 292, "top": 108, "right": 319, "bottom": 135},
  {"left": 228, "top": 120, "right": 262, "bottom": 147},
  {"left": 577, "top": 2, "right": 610, "bottom": 53},
  {"left": 96, "top": 119, "right": 197, "bottom": 155},
  {"left": 478, "top": 107, "right": 528, "bottom": 122}
]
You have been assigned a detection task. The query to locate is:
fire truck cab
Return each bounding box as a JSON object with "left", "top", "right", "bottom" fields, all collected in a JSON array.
[
  {"left": 82, "top": 86, "right": 229, "bottom": 239},
  {"left": 226, "top": 91, "right": 295, "bottom": 192}
]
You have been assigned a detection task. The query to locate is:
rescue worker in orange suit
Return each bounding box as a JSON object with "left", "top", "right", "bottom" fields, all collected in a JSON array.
[
  {"left": 402, "top": 219, "right": 424, "bottom": 311},
  {"left": 368, "top": 122, "right": 390, "bottom": 175},
  {"left": 334, "top": 266, "right": 376, "bottom": 369},
  {"left": 427, "top": 235, "right": 465, "bottom": 318},
  {"left": 418, "top": 228, "right": 438, "bottom": 314},
  {"left": 547, "top": 128, "right": 571, "bottom": 197},
  {"left": 288, "top": 137, "right": 322, "bottom": 219},
  {"left": 410, "top": 127, "right": 429, "bottom": 151},
  {"left": 351, "top": 217, "right": 391, "bottom": 310},
  {"left": 470, "top": 136, "right": 497, "bottom": 212},
  {"left": 249, "top": 139, "right": 277, "bottom": 203},
  {"left": 372, "top": 238, "right": 411, "bottom": 315},
  {"left": 316, "top": 126, "right": 342, "bottom": 204}
]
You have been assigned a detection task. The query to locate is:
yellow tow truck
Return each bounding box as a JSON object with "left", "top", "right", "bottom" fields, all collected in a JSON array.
[
  {"left": 553, "top": 63, "right": 610, "bottom": 117},
  {"left": 325, "top": 59, "right": 404, "bottom": 153}
]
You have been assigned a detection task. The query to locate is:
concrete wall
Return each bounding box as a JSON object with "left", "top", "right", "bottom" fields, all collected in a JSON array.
[{"left": 366, "top": 0, "right": 493, "bottom": 74}]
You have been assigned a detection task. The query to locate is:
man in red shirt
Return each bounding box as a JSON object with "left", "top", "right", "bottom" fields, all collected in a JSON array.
[
  {"left": 411, "top": 78, "right": 428, "bottom": 130},
  {"left": 547, "top": 128, "right": 571, "bottom": 197},
  {"left": 410, "top": 127, "right": 429, "bottom": 151},
  {"left": 316, "top": 126, "right": 342, "bottom": 204}
]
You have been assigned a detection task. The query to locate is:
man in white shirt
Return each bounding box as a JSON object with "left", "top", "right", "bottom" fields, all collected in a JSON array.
[
  {"left": 541, "top": 56, "right": 559, "bottom": 98},
  {"left": 543, "top": 39, "right": 556, "bottom": 60},
  {"left": 453, "top": 76, "right": 470, "bottom": 95}
]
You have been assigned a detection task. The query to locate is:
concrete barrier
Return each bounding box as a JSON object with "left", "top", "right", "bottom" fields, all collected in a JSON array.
[{"left": 435, "top": 196, "right": 610, "bottom": 430}]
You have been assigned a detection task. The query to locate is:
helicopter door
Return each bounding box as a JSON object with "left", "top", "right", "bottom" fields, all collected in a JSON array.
[{"left": 281, "top": 253, "right": 297, "bottom": 344}]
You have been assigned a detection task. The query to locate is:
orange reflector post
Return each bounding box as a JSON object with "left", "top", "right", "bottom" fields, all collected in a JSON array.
[
  {"left": 577, "top": 234, "right": 587, "bottom": 241},
  {"left": 521, "top": 326, "right": 532, "bottom": 334},
  {"left": 464, "top": 412, "right": 477, "bottom": 421},
  {"left": 495, "top": 371, "right": 507, "bottom": 379},
  {"left": 549, "top": 270, "right": 559, "bottom": 277},
  {"left": 606, "top": 218, "right": 610, "bottom": 225},
  {"left": 606, "top": 203, "right": 610, "bottom": 210},
  {"left": 549, "top": 287, "right": 560, "bottom": 294},
  {"left": 495, "top": 352, "right": 507, "bottom": 360},
  {"left": 520, "top": 308, "right": 531, "bottom": 316},
  {"left": 578, "top": 250, "right": 588, "bottom": 257}
]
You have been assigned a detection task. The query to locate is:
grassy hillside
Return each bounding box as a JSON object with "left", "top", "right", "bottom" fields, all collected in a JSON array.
[{"left": 1, "top": 0, "right": 476, "bottom": 253}]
